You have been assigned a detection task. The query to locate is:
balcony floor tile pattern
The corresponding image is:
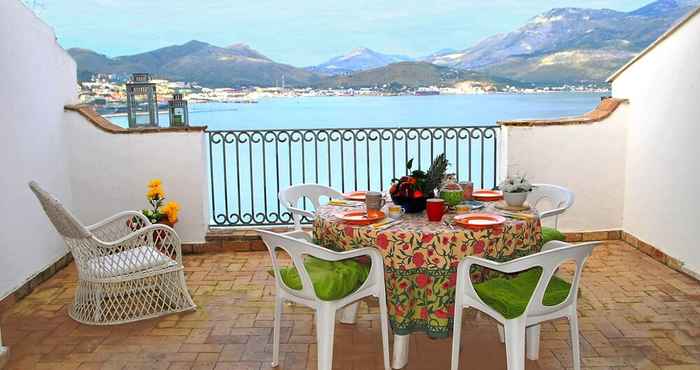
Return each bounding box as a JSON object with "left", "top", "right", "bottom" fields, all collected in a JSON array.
[{"left": 2, "top": 241, "right": 700, "bottom": 370}]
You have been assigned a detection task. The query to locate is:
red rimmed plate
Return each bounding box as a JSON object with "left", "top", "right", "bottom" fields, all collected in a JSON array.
[
  {"left": 343, "top": 191, "right": 367, "bottom": 201},
  {"left": 453, "top": 213, "right": 506, "bottom": 230},
  {"left": 335, "top": 210, "right": 385, "bottom": 225},
  {"left": 472, "top": 189, "right": 503, "bottom": 201}
]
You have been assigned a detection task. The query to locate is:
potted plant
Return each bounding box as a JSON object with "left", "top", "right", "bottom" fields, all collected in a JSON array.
[
  {"left": 389, "top": 154, "right": 448, "bottom": 213},
  {"left": 142, "top": 179, "right": 180, "bottom": 226},
  {"left": 499, "top": 174, "right": 533, "bottom": 207}
]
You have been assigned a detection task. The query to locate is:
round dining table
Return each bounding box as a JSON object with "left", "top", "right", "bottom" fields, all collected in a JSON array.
[{"left": 313, "top": 201, "right": 543, "bottom": 368}]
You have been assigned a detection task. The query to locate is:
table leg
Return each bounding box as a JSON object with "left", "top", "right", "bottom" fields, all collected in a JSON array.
[
  {"left": 526, "top": 325, "right": 541, "bottom": 360},
  {"left": 392, "top": 334, "right": 410, "bottom": 369},
  {"left": 338, "top": 302, "right": 359, "bottom": 324}
]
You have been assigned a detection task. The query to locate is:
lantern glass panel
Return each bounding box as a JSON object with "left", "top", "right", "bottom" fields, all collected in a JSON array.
[
  {"left": 131, "top": 87, "right": 154, "bottom": 126},
  {"left": 172, "top": 107, "right": 185, "bottom": 125}
]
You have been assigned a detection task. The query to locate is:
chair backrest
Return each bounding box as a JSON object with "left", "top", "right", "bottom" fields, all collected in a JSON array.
[
  {"left": 278, "top": 184, "right": 342, "bottom": 229},
  {"left": 258, "top": 229, "right": 333, "bottom": 301},
  {"left": 499, "top": 241, "right": 599, "bottom": 318},
  {"left": 28, "top": 181, "right": 91, "bottom": 240},
  {"left": 527, "top": 184, "right": 574, "bottom": 228}
]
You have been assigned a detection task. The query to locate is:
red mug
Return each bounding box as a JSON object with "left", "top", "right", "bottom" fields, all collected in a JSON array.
[{"left": 426, "top": 198, "right": 448, "bottom": 222}]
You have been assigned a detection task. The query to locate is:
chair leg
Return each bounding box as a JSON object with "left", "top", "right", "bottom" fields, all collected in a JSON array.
[
  {"left": 272, "top": 297, "right": 283, "bottom": 367},
  {"left": 339, "top": 302, "right": 360, "bottom": 324},
  {"left": 504, "top": 319, "right": 526, "bottom": 370},
  {"left": 497, "top": 324, "right": 505, "bottom": 343},
  {"left": 569, "top": 314, "right": 581, "bottom": 370},
  {"left": 526, "top": 325, "right": 540, "bottom": 360},
  {"left": 179, "top": 270, "right": 196, "bottom": 309},
  {"left": 316, "top": 303, "right": 336, "bottom": 370},
  {"left": 450, "top": 306, "right": 464, "bottom": 370},
  {"left": 378, "top": 293, "right": 391, "bottom": 370},
  {"left": 392, "top": 334, "right": 410, "bottom": 369}
]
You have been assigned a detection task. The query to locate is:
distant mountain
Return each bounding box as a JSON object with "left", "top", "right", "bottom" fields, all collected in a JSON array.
[
  {"left": 68, "top": 40, "right": 320, "bottom": 87},
  {"left": 314, "top": 62, "right": 521, "bottom": 89},
  {"left": 308, "top": 48, "right": 413, "bottom": 75},
  {"left": 425, "top": 0, "right": 700, "bottom": 83},
  {"left": 69, "top": 0, "right": 700, "bottom": 87}
]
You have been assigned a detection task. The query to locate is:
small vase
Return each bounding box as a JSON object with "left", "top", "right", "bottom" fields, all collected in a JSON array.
[{"left": 503, "top": 191, "right": 528, "bottom": 207}]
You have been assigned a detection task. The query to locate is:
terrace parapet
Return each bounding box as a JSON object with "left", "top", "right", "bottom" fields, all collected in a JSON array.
[
  {"left": 64, "top": 104, "right": 207, "bottom": 133},
  {"left": 497, "top": 98, "right": 628, "bottom": 127}
]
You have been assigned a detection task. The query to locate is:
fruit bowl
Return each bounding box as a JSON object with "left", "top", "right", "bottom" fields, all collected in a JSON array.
[{"left": 390, "top": 194, "right": 428, "bottom": 213}]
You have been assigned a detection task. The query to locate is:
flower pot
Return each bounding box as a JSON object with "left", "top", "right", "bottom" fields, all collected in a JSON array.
[
  {"left": 153, "top": 219, "right": 177, "bottom": 250},
  {"left": 503, "top": 191, "right": 528, "bottom": 207},
  {"left": 157, "top": 220, "right": 175, "bottom": 228}
]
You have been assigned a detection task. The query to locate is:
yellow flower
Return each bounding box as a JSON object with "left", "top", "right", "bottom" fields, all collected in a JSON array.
[
  {"left": 147, "top": 185, "right": 165, "bottom": 200},
  {"left": 161, "top": 201, "right": 180, "bottom": 224},
  {"left": 148, "top": 179, "right": 162, "bottom": 189}
]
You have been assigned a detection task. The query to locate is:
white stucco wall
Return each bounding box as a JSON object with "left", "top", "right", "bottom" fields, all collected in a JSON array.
[
  {"left": 612, "top": 11, "right": 700, "bottom": 275},
  {"left": 64, "top": 112, "right": 209, "bottom": 244},
  {"left": 0, "top": 0, "right": 209, "bottom": 301},
  {"left": 0, "top": 1, "right": 78, "bottom": 298},
  {"left": 500, "top": 105, "right": 629, "bottom": 232}
]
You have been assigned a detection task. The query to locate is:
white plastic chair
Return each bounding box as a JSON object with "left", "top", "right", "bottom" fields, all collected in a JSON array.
[
  {"left": 279, "top": 184, "right": 343, "bottom": 231},
  {"left": 257, "top": 229, "right": 390, "bottom": 370},
  {"left": 29, "top": 181, "right": 196, "bottom": 325},
  {"left": 527, "top": 184, "right": 575, "bottom": 229},
  {"left": 450, "top": 241, "right": 600, "bottom": 370},
  {"left": 278, "top": 184, "right": 361, "bottom": 324}
]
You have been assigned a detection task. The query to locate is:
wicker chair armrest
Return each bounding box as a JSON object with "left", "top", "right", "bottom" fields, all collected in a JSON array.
[
  {"left": 95, "top": 224, "right": 183, "bottom": 263},
  {"left": 87, "top": 211, "right": 152, "bottom": 242}
]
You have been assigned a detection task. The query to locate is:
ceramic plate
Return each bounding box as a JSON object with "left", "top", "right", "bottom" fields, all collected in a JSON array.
[
  {"left": 335, "top": 210, "right": 385, "bottom": 225},
  {"left": 343, "top": 191, "right": 367, "bottom": 201},
  {"left": 472, "top": 190, "right": 503, "bottom": 201},
  {"left": 453, "top": 213, "right": 506, "bottom": 230},
  {"left": 464, "top": 200, "right": 485, "bottom": 209}
]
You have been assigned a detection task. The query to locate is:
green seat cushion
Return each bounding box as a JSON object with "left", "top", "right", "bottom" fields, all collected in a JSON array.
[
  {"left": 474, "top": 268, "right": 571, "bottom": 319},
  {"left": 542, "top": 226, "right": 566, "bottom": 244},
  {"left": 277, "top": 256, "right": 370, "bottom": 301}
]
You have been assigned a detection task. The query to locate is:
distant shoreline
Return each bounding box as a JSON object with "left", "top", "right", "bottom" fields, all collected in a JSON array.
[{"left": 99, "top": 90, "right": 609, "bottom": 117}]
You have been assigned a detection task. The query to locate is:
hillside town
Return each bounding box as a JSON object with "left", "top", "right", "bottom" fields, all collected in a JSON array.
[{"left": 79, "top": 74, "right": 610, "bottom": 115}]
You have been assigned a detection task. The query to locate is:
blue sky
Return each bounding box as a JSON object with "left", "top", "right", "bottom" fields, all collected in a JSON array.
[{"left": 25, "top": 0, "right": 652, "bottom": 66}]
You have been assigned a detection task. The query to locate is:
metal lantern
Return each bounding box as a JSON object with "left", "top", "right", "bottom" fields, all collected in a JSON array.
[
  {"left": 126, "top": 73, "right": 158, "bottom": 128},
  {"left": 168, "top": 93, "right": 189, "bottom": 127}
]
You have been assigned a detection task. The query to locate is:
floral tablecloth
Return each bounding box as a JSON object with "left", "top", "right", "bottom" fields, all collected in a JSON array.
[{"left": 312, "top": 203, "right": 542, "bottom": 338}]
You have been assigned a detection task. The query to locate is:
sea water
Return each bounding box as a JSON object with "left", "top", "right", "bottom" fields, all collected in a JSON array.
[{"left": 110, "top": 93, "right": 605, "bottom": 225}]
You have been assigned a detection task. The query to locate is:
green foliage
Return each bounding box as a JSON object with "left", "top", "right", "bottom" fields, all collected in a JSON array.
[
  {"left": 391, "top": 154, "right": 449, "bottom": 198},
  {"left": 425, "top": 153, "right": 448, "bottom": 195}
]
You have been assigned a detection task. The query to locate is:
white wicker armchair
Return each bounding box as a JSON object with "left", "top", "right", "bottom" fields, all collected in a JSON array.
[{"left": 29, "top": 181, "right": 196, "bottom": 325}]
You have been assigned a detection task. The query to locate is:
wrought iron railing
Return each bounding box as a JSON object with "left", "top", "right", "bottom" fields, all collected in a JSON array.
[{"left": 208, "top": 125, "right": 500, "bottom": 227}]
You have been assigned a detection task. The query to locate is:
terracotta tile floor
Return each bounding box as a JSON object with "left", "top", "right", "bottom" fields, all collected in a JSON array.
[{"left": 2, "top": 241, "right": 700, "bottom": 370}]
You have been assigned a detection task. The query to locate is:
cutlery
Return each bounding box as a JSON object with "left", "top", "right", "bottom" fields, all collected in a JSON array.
[
  {"left": 370, "top": 218, "right": 393, "bottom": 228},
  {"left": 443, "top": 220, "right": 456, "bottom": 230},
  {"left": 375, "top": 219, "right": 403, "bottom": 231},
  {"left": 495, "top": 211, "right": 532, "bottom": 220},
  {"left": 328, "top": 200, "right": 363, "bottom": 207}
]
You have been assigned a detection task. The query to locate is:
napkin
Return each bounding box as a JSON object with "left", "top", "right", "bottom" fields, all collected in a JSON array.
[
  {"left": 498, "top": 211, "right": 535, "bottom": 220},
  {"left": 329, "top": 199, "right": 353, "bottom": 206}
]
